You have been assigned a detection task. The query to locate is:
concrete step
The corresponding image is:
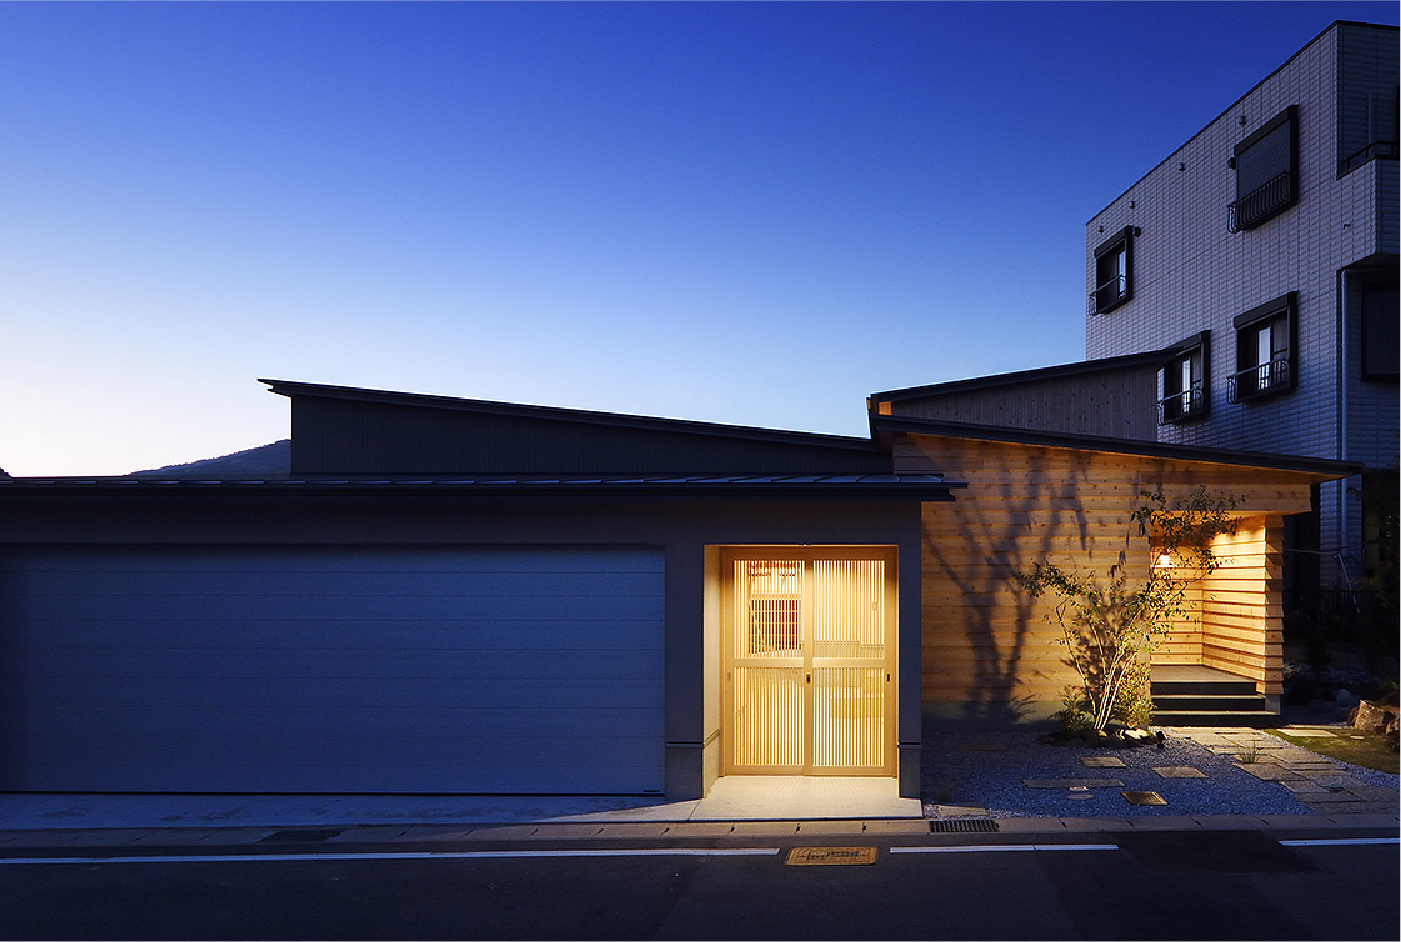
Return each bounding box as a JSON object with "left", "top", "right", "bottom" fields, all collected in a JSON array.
[
  {"left": 1152, "top": 694, "right": 1269, "bottom": 712},
  {"left": 1153, "top": 709, "right": 1280, "bottom": 728},
  {"left": 1151, "top": 679, "right": 1259, "bottom": 697}
]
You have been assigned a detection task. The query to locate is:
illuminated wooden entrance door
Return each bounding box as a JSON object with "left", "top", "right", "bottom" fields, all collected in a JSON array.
[{"left": 721, "top": 548, "right": 896, "bottom": 776}]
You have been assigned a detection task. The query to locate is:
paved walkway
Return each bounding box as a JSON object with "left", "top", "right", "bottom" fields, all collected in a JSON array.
[{"left": 1165, "top": 726, "right": 1399, "bottom": 816}]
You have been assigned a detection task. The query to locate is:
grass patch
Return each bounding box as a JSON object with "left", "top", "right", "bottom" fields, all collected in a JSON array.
[{"left": 1268, "top": 729, "right": 1399, "bottom": 774}]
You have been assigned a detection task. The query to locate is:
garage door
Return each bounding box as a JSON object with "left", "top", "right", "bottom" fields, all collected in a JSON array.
[{"left": 0, "top": 545, "right": 664, "bottom": 794}]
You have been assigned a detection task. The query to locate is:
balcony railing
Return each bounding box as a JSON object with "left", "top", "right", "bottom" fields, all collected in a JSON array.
[
  {"left": 1094, "top": 274, "right": 1126, "bottom": 312},
  {"left": 1157, "top": 384, "right": 1205, "bottom": 424},
  {"left": 1226, "top": 357, "right": 1291, "bottom": 403},
  {"left": 1340, "top": 140, "right": 1396, "bottom": 176},
  {"left": 1227, "top": 170, "right": 1292, "bottom": 232}
]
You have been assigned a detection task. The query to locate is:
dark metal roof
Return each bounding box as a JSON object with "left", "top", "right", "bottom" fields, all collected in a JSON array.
[
  {"left": 0, "top": 472, "right": 964, "bottom": 499},
  {"left": 262, "top": 379, "right": 881, "bottom": 453},
  {"left": 871, "top": 414, "right": 1362, "bottom": 477},
  {"left": 866, "top": 351, "right": 1175, "bottom": 404}
]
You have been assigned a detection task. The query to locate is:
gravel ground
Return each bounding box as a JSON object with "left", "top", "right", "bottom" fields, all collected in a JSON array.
[{"left": 920, "top": 726, "right": 1398, "bottom": 818}]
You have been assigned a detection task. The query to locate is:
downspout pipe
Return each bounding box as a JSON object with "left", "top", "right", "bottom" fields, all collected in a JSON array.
[{"left": 1337, "top": 268, "right": 1350, "bottom": 575}]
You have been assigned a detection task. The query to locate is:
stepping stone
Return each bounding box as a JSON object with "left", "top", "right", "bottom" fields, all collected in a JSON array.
[
  {"left": 1122, "top": 791, "right": 1168, "bottom": 806},
  {"left": 1294, "top": 772, "right": 1353, "bottom": 786},
  {"left": 1296, "top": 790, "right": 1372, "bottom": 803},
  {"left": 1153, "top": 766, "right": 1207, "bottom": 778},
  {"left": 1234, "top": 763, "right": 1292, "bottom": 780},
  {"left": 1305, "top": 801, "right": 1375, "bottom": 814},
  {"left": 933, "top": 804, "right": 989, "bottom": 817},
  {"left": 1023, "top": 779, "right": 1123, "bottom": 789},
  {"left": 1279, "top": 729, "right": 1335, "bottom": 737},
  {"left": 1080, "top": 756, "right": 1126, "bottom": 768},
  {"left": 1346, "top": 785, "right": 1401, "bottom": 803},
  {"left": 1280, "top": 780, "right": 1328, "bottom": 793},
  {"left": 956, "top": 743, "right": 1006, "bottom": 751}
]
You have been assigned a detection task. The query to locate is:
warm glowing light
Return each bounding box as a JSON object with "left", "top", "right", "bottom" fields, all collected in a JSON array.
[{"left": 1158, "top": 553, "right": 1173, "bottom": 567}]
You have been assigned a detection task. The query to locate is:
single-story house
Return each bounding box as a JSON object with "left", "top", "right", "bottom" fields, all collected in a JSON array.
[{"left": 0, "top": 379, "right": 1357, "bottom": 801}]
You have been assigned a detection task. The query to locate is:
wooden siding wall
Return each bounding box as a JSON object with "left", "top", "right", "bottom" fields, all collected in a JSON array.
[
  {"left": 1157, "top": 584, "right": 1203, "bottom": 666},
  {"left": 1198, "top": 519, "right": 1285, "bottom": 695},
  {"left": 893, "top": 434, "right": 1315, "bottom": 705},
  {"left": 886, "top": 366, "right": 1161, "bottom": 440}
]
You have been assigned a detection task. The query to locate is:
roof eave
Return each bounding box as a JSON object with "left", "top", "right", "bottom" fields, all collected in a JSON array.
[{"left": 872, "top": 415, "right": 1363, "bottom": 478}]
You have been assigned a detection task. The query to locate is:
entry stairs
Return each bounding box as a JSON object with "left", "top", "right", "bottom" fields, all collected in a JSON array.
[{"left": 1150, "top": 664, "right": 1280, "bottom": 728}]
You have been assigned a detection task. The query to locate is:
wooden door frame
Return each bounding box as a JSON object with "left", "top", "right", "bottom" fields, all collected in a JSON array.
[{"left": 718, "top": 545, "right": 898, "bottom": 777}]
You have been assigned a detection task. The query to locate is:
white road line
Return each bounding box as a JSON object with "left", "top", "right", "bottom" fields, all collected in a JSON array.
[
  {"left": 0, "top": 848, "right": 782, "bottom": 865},
  {"left": 1280, "top": 837, "right": 1400, "bottom": 847},
  {"left": 890, "top": 844, "right": 1119, "bottom": 854}
]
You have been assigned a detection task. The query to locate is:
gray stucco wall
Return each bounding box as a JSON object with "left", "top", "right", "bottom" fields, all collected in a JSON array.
[{"left": 1, "top": 491, "right": 925, "bottom": 799}]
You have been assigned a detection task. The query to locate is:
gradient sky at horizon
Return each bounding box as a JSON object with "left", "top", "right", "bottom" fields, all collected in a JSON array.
[{"left": 2, "top": 2, "right": 1396, "bottom": 475}]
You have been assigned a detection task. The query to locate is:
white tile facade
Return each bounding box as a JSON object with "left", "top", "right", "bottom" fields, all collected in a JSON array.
[{"left": 1083, "top": 22, "right": 1398, "bottom": 577}]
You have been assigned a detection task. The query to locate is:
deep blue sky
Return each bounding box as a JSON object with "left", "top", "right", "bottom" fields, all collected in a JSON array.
[{"left": 1, "top": 2, "right": 1395, "bottom": 474}]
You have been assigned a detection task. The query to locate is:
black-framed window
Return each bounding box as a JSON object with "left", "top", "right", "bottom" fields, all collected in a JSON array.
[
  {"left": 1229, "top": 105, "right": 1298, "bottom": 232},
  {"left": 1093, "top": 226, "right": 1134, "bottom": 314},
  {"left": 1158, "top": 331, "right": 1210, "bottom": 424},
  {"left": 1228, "top": 292, "right": 1296, "bottom": 403},
  {"left": 1362, "top": 282, "right": 1399, "bottom": 380}
]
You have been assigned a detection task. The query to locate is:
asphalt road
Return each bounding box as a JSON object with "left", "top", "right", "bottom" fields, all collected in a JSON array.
[{"left": 0, "top": 831, "right": 1395, "bottom": 940}]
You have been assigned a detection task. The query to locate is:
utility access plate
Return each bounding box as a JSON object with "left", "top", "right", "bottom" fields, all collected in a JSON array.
[{"left": 785, "top": 846, "right": 878, "bottom": 866}]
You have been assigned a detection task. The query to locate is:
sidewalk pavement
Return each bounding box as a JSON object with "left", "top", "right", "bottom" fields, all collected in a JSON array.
[{"left": 2, "top": 721, "right": 1392, "bottom": 851}]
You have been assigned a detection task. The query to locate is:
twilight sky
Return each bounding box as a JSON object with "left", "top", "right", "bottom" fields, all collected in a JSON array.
[{"left": 1, "top": 2, "right": 1395, "bottom": 475}]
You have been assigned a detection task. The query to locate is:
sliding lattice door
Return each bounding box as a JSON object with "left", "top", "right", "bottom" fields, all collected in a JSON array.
[{"left": 722, "top": 549, "right": 895, "bottom": 776}]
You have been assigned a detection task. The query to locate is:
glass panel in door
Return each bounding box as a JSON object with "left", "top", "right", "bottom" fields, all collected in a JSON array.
[
  {"left": 810, "top": 560, "right": 887, "bottom": 771},
  {"left": 730, "top": 559, "right": 805, "bottom": 771}
]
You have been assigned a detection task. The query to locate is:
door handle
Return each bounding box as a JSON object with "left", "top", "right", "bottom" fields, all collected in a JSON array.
[{"left": 806, "top": 674, "right": 811, "bottom": 684}]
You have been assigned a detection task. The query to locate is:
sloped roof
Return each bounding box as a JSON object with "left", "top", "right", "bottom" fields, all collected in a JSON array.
[
  {"left": 867, "top": 351, "right": 1173, "bottom": 404},
  {"left": 262, "top": 379, "right": 880, "bottom": 453},
  {"left": 0, "top": 472, "right": 962, "bottom": 499}
]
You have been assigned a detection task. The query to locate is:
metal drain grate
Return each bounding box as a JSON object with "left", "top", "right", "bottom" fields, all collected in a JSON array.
[
  {"left": 258, "top": 828, "right": 346, "bottom": 844},
  {"left": 929, "top": 818, "right": 999, "bottom": 833}
]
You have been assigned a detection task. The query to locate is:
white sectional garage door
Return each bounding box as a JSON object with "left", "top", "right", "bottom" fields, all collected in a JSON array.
[{"left": 0, "top": 545, "right": 665, "bottom": 794}]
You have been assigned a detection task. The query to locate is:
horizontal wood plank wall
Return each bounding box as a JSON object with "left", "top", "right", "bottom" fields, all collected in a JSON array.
[
  {"left": 1198, "top": 517, "right": 1285, "bottom": 695},
  {"left": 1158, "top": 586, "right": 1203, "bottom": 665},
  {"left": 893, "top": 435, "right": 1313, "bottom": 705}
]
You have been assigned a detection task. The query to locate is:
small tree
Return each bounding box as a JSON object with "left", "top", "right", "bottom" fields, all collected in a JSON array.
[{"left": 1015, "top": 486, "right": 1239, "bottom": 733}]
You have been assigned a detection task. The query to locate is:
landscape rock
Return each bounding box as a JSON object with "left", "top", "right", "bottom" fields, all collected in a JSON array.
[{"left": 1350, "top": 699, "right": 1400, "bottom": 738}]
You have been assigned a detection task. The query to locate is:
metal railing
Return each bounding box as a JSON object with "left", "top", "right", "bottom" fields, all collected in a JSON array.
[
  {"left": 1156, "top": 384, "right": 1204, "bottom": 424},
  {"left": 1226, "top": 356, "right": 1291, "bottom": 403},
  {"left": 1340, "top": 140, "right": 1396, "bottom": 175},
  {"left": 1094, "top": 274, "right": 1126, "bottom": 312},
  {"left": 1227, "top": 170, "right": 1292, "bottom": 232}
]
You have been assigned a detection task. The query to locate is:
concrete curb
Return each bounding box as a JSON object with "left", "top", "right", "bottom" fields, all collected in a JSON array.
[{"left": 0, "top": 812, "right": 1394, "bottom": 852}]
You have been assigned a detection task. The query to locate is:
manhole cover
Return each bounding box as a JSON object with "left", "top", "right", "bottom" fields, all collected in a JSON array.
[
  {"left": 1122, "top": 791, "right": 1168, "bottom": 806},
  {"left": 785, "top": 846, "right": 878, "bottom": 866},
  {"left": 930, "top": 818, "right": 999, "bottom": 833},
  {"left": 258, "top": 828, "right": 346, "bottom": 844}
]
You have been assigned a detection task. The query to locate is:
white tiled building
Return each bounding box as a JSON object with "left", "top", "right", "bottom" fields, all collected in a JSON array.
[{"left": 1085, "top": 20, "right": 1397, "bottom": 595}]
